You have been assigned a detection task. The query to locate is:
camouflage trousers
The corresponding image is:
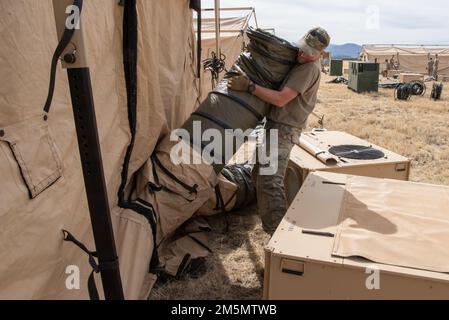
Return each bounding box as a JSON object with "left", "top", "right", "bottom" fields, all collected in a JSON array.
[{"left": 254, "top": 121, "right": 302, "bottom": 234}]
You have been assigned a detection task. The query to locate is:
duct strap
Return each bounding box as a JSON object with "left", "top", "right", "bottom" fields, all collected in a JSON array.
[
  {"left": 192, "top": 111, "right": 234, "bottom": 130},
  {"left": 43, "top": 0, "right": 84, "bottom": 114},
  {"left": 63, "top": 230, "right": 119, "bottom": 300},
  {"left": 211, "top": 91, "right": 264, "bottom": 121}
]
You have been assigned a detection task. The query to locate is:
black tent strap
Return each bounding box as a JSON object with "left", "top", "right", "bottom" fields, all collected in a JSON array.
[
  {"left": 210, "top": 91, "right": 265, "bottom": 121},
  {"left": 151, "top": 154, "right": 199, "bottom": 195},
  {"left": 118, "top": 0, "right": 138, "bottom": 206},
  {"left": 188, "top": 234, "right": 213, "bottom": 254},
  {"left": 214, "top": 184, "right": 238, "bottom": 213},
  {"left": 149, "top": 155, "right": 198, "bottom": 203},
  {"left": 43, "top": 0, "right": 83, "bottom": 114},
  {"left": 214, "top": 185, "right": 224, "bottom": 211},
  {"left": 214, "top": 186, "right": 230, "bottom": 233},
  {"left": 148, "top": 181, "right": 197, "bottom": 203},
  {"left": 117, "top": 1, "right": 159, "bottom": 268},
  {"left": 116, "top": 0, "right": 160, "bottom": 271},
  {"left": 123, "top": 200, "right": 160, "bottom": 270},
  {"left": 62, "top": 230, "right": 119, "bottom": 300}
]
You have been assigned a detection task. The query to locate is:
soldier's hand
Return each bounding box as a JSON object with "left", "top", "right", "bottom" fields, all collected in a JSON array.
[{"left": 227, "top": 75, "right": 251, "bottom": 92}]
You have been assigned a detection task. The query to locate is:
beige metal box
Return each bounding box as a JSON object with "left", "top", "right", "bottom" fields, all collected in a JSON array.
[
  {"left": 285, "top": 130, "right": 410, "bottom": 205},
  {"left": 264, "top": 172, "right": 449, "bottom": 300},
  {"left": 387, "top": 70, "right": 401, "bottom": 78},
  {"left": 400, "top": 73, "right": 424, "bottom": 83}
]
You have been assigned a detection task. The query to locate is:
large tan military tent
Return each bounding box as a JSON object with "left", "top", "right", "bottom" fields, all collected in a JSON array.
[
  {"left": 195, "top": 8, "right": 257, "bottom": 100},
  {"left": 0, "top": 0, "right": 297, "bottom": 300},
  {"left": 360, "top": 45, "right": 449, "bottom": 77},
  {"left": 0, "top": 0, "right": 201, "bottom": 300}
]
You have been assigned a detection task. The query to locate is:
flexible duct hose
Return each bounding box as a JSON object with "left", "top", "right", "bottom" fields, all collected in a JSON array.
[
  {"left": 410, "top": 80, "right": 426, "bottom": 96},
  {"left": 395, "top": 83, "right": 413, "bottom": 100},
  {"left": 431, "top": 82, "right": 443, "bottom": 100}
]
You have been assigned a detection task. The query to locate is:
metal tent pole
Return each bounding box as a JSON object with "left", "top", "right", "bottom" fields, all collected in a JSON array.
[
  {"left": 52, "top": 0, "right": 124, "bottom": 300},
  {"left": 190, "top": 0, "right": 202, "bottom": 78},
  {"left": 214, "top": 0, "right": 221, "bottom": 57}
]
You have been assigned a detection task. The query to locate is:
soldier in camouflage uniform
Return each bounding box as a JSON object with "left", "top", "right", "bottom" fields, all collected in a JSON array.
[
  {"left": 228, "top": 27, "right": 331, "bottom": 233},
  {"left": 433, "top": 55, "right": 439, "bottom": 80},
  {"left": 427, "top": 57, "right": 434, "bottom": 77}
]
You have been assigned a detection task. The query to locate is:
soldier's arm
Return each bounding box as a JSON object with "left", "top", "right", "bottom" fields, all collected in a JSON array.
[{"left": 252, "top": 85, "right": 299, "bottom": 108}]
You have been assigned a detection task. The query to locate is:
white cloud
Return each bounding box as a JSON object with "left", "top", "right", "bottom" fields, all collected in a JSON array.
[{"left": 201, "top": 0, "right": 449, "bottom": 45}]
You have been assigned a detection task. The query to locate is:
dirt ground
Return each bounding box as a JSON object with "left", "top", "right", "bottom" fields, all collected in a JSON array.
[{"left": 150, "top": 74, "right": 449, "bottom": 300}]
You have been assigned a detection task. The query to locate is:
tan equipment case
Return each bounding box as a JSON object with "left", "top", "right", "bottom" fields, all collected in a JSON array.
[
  {"left": 285, "top": 130, "right": 410, "bottom": 205},
  {"left": 265, "top": 172, "right": 449, "bottom": 300}
]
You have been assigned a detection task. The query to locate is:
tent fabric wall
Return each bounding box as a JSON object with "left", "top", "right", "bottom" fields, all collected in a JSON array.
[
  {"left": 360, "top": 46, "right": 449, "bottom": 77},
  {"left": 0, "top": 0, "right": 198, "bottom": 300},
  {"left": 195, "top": 16, "right": 249, "bottom": 100}
]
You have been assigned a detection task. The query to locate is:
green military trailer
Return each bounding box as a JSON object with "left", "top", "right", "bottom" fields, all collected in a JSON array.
[
  {"left": 348, "top": 61, "right": 379, "bottom": 93},
  {"left": 330, "top": 59, "right": 343, "bottom": 76}
]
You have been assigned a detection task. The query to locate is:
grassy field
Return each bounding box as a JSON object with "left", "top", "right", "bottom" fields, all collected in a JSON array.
[{"left": 150, "top": 74, "right": 449, "bottom": 300}]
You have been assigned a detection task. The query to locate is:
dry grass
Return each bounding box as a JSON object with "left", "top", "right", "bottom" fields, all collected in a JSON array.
[
  {"left": 150, "top": 74, "right": 449, "bottom": 300},
  {"left": 315, "top": 75, "right": 449, "bottom": 185},
  {"left": 150, "top": 206, "right": 270, "bottom": 300}
]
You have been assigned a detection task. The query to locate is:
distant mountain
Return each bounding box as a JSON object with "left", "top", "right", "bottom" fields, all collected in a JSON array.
[{"left": 327, "top": 43, "right": 362, "bottom": 59}]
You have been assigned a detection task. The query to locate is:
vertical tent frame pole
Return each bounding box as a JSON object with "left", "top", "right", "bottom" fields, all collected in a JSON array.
[
  {"left": 190, "top": 0, "right": 202, "bottom": 78},
  {"left": 214, "top": 0, "right": 221, "bottom": 57},
  {"left": 52, "top": 0, "right": 124, "bottom": 300}
]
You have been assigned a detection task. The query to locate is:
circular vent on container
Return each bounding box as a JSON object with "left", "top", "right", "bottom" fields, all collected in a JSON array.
[{"left": 328, "top": 145, "right": 385, "bottom": 160}]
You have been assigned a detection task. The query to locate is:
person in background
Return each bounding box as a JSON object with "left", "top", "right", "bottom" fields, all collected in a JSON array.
[
  {"left": 433, "top": 54, "right": 439, "bottom": 80},
  {"left": 382, "top": 59, "right": 391, "bottom": 77},
  {"left": 427, "top": 57, "right": 434, "bottom": 77},
  {"left": 390, "top": 55, "right": 396, "bottom": 70},
  {"left": 227, "top": 27, "right": 331, "bottom": 234}
]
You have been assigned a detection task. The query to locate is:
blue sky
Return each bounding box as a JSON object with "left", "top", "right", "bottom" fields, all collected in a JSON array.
[{"left": 202, "top": 0, "right": 449, "bottom": 45}]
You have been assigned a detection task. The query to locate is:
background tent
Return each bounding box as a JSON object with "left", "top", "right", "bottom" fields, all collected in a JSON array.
[
  {"left": 360, "top": 45, "right": 449, "bottom": 77},
  {"left": 195, "top": 7, "right": 258, "bottom": 100},
  {"left": 0, "top": 0, "right": 199, "bottom": 299}
]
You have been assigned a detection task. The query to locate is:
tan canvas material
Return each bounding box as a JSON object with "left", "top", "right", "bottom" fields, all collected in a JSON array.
[
  {"left": 134, "top": 136, "right": 219, "bottom": 276},
  {"left": 298, "top": 134, "right": 338, "bottom": 165},
  {"left": 196, "top": 136, "right": 260, "bottom": 216},
  {"left": 361, "top": 46, "right": 449, "bottom": 77},
  {"left": 195, "top": 16, "right": 250, "bottom": 100},
  {"left": 158, "top": 217, "right": 212, "bottom": 277},
  {"left": 0, "top": 114, "right": 63, "bottom": 199},
  {"left": 0, "top": 0, "right": 198, "bottom": 299},
  {"left": 197, "top": 174, "right": 238, "bottom": 216},
  {"left": 333, "top": 176, "right": 449, "bottom": 273},
  {"left": 136, "top": 137, "right": 218, "bottom": 245}
]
